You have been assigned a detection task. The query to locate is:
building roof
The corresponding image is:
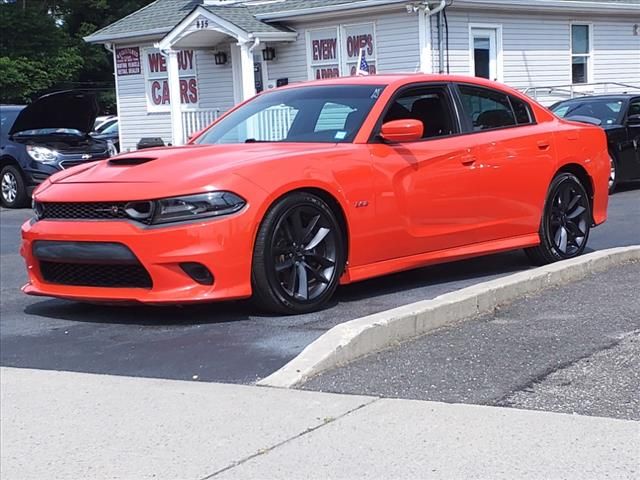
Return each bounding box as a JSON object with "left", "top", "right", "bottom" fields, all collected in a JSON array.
[
  {"left": 84, "top": 0, "right": 640, "bottom": 44},
  {"left": 85, "top": 0, "right": 358, "bottom": 43},
  {"left": 202, "top": 5, "right": 291, "bottom": 33}
]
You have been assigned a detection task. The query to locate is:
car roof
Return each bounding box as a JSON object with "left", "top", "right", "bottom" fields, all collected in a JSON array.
[
  {"left": 0, "top": 105, "right": 26, "bottom": 111},
  {"left": 277, "top": 73, "right": 516, "bottom": 90}
]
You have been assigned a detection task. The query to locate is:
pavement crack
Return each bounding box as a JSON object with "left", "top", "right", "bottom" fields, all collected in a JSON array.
[
  {"left": 493, "top": 332, "right": 637, "bottom": 407},
  {"left": 198, "top": 397, "right": 380, "bottom": 479}
]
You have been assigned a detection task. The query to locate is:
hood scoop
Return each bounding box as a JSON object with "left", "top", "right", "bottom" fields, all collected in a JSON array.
[{"left": 108, "top": 157, "right": 156, "bottom": 166}]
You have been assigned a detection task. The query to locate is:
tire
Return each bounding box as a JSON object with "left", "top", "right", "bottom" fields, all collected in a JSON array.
[
  {"left": 251, "top": 192, "right": 345, "bottom": 314},
  {"left": 608, "top": 151, "right": 619, "bottom": 194},
  {"left": 525, "top": 173, "right": 591, "bottom": 266},
  {"left": 1, "top": 165, "right": 28, "bottom": 208}
]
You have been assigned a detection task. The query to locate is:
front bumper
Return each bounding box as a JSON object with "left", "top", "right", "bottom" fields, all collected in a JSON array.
[{"left": 21, "top": 215, "right": 255, "bottom": 304}]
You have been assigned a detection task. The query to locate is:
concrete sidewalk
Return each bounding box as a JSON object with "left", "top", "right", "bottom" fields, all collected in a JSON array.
[{"left": 2, "top": 367, "right": 638, "bottom": 480}]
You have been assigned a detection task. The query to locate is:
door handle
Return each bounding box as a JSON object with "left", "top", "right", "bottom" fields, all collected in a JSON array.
[
  {"left": 537, "top": 140, "right": 551, "bottom": 150},
  {"left": 461, "top": 155, "right": 476, "bottom": 166}
]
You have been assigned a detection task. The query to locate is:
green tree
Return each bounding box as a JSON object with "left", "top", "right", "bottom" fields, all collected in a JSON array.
[
  {"left": 0, "top": 0, "right": 153, "bottom": 108},
  {"left": 61, "top": 0, "right": 155, "bottom": 112},
  {"left": 0, "top": 2, "right": 83, "bottom": 103}
]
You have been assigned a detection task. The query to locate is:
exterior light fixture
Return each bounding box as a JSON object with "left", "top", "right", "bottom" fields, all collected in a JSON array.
[
  {"left": 262, "top": 47, "right": 276, "bottom": 61},
  {"left": 214, "top": 51, "right": 227, "bottom": 65}
]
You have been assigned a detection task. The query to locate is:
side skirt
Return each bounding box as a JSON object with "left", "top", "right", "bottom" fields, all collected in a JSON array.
[{"left": 340, "top": 233, "right": 540, "bottom": 284}]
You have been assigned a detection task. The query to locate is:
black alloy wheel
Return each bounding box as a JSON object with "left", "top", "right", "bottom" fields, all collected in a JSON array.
[
  {"left": 252, "top": 192, "right": 344, "bottom": 314},
  {"left": 526, "top": 173, "right": 591, "bottom": 265}
]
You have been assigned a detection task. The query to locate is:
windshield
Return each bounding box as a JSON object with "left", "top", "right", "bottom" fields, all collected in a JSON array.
[
  {"left": 95, "top": 118, "right": 117, "bottom": 133},
  {"left": 101, "top": 121, "right": 119, "bottom": 135},
  {"left": 195, "top": 85, "right": 385, "bottom": 145},
  {"left": 552, "top": 99, "right": 624, "bottom": 125}
]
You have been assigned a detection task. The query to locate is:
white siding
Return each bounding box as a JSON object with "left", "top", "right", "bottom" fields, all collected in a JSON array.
[
  {"left": 593, "top": 20, "right": 640, "bottom": 85},
  {"left": 266, "top": 8, "right": 421, "bottom": 85},
  {"left": 431, "top": 10, "right": 640, "bottom": 105},
  {"left": 114, "top": 42, "right": 234, "bottom": 152}
]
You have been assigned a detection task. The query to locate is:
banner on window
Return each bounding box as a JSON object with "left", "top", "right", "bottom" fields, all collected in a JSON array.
[
  {"left": 342, "top": 24, "right": 376, "bottom": 76},
  {"left": 308, "top": 28, "right": 340, "bottom": 80},
  {"left": 144, "top": 49, "right": 198, "bottom": 110}
]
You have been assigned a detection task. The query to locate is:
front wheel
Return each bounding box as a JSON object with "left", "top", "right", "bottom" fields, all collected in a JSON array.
[
  {"left": 251, "top": 192, "right": 345, "bottom": 314},
  {"left": 525, "top": 173, "right": 591, "bottom": 266},
  {"left": 1, "top": 165, "right": 28, "bottom": 208}
]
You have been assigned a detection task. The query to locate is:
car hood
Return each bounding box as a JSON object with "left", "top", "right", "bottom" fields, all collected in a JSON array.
[
  {"left": 9, "top": 91, "right": 99, "bottom": 135},
  {"left": 44, "top": 143, "right": 341, "bottom": 198}
]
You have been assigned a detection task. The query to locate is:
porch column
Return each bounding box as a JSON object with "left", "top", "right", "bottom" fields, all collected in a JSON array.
[
  {"left": 418, "top": 9, "right": 433, "bottom": 73},
  {"left": 166, "top": 49, "right": 185, "bottom": 146},
  {"left": 238, "top": 41, "right": 256, "bottom": 101}
]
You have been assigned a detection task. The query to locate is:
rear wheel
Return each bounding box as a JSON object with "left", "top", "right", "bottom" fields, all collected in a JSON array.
[
  {"left": 252, "top": 192, "right": 345, "bottom": 314},
  {"left": 1, "top": 165, "right": 28, "bottom": 208},
  {"left": 525, "top": 173, "right": 591, "bottom": 265}
]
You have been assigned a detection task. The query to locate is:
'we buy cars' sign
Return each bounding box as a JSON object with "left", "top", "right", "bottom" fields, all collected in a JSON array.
[{"left": 144, "top": 49, "right": 198, "bottom": 110}]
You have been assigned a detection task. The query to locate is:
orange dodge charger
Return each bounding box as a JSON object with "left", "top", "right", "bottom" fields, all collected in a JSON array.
[{"left": 22, "top": 75, "right": 609, "bottom": 314}]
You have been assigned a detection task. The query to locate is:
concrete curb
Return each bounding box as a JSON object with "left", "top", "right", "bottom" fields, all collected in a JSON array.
[{"left": 258, "top": 246, "right": 640, "bottom": 389}]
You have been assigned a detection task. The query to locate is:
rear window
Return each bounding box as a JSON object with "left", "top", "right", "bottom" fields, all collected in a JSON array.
[
  {"left": 509, "top": 96, "right": 534, "bottom": 125},
  {"left": 458, "top": 85, "right": 516, "bottom": 130}
]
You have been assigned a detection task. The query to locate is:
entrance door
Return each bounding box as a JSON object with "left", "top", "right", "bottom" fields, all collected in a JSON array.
[{"left": 470, "top": 27, "right": 499, "bottom": 81}]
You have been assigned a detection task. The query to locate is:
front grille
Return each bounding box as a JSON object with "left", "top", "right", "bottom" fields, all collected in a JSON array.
[
  {"left": 39, "top": 202, "right": 129, "bottom": 221},
  {"left": 39, "top": 261, "right": 152, "bottom": 288}
]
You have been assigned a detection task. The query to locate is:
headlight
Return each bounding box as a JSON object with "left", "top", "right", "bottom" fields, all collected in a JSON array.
[
  {"left": 26, "top": 145, "right": 58, "bottom": 163},
  {"left": 106, "top": 140, "right": 118, "bottom": 157},
  {"left": 151, "top": 192, "right": 246, "bottom": 224}
]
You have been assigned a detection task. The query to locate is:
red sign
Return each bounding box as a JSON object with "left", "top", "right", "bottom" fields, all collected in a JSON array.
[{"left": 116, "top": 47, "right": 141, "bottom": 76}]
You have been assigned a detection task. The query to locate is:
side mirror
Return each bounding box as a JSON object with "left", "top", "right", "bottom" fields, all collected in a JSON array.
[
  {"left": 627, "top": 114, "right": 640, "bottom": 126},
  {"left": 379, "top": 119, "right": 424, "bottom": 143}
]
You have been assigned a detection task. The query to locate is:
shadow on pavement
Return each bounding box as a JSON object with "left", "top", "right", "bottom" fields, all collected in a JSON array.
[{"left": 23, "top": 249, "right": 532, "bottom": 327}]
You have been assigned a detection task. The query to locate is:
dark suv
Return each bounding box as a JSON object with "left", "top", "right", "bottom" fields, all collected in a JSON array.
[{"left": 1, "top": 91, "right": 116, "bottom": 208}]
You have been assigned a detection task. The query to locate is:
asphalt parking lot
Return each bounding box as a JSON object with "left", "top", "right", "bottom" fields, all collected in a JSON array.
[
  {"left": 302, "top": 261, "right": 640, "bottom": 420},
  {"left": 1, "top": 184, "right": 639, "bottom": 384}
]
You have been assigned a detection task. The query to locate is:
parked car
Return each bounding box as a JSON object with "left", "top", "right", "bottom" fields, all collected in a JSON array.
[
  {"left": 550, "top": 95, "right": 640, "bottom": 192},
  {"left": 91, "top": 120, "right": 119, "bottom": 153},
  {"left": 1, "top": 91, "right": 117, "bottom": 208},
  {"left": 22, "top": 75, "right": 609, "bottom": 313},
  {"left": 93, "top": 115, "right": 117, "bottom": 132}
]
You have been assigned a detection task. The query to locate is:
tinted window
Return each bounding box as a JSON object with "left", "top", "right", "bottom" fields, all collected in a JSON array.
[
  {"left": 383, "top": 87, "right": 456, "bottom": 139},
  {"left": 196, "top": 85, "right": 384, "bottom": 144},
  {"left": 628, "top": 99, "right": 640, "bottom": 117},
  {"left": 458, "top": 85, "right": 516, "bottom": 130},
  {"left": 510, "top": 96, "right": 534, "bottom": 125}
]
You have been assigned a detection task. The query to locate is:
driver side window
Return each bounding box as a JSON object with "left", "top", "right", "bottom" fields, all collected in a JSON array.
[{"left": 382, "top": 87, "right": 457, "bottom": 139}]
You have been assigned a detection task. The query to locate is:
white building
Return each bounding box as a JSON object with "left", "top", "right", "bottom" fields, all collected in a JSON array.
[{"left": 85, "top": 0, "right": 640, "bottom": 152}]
